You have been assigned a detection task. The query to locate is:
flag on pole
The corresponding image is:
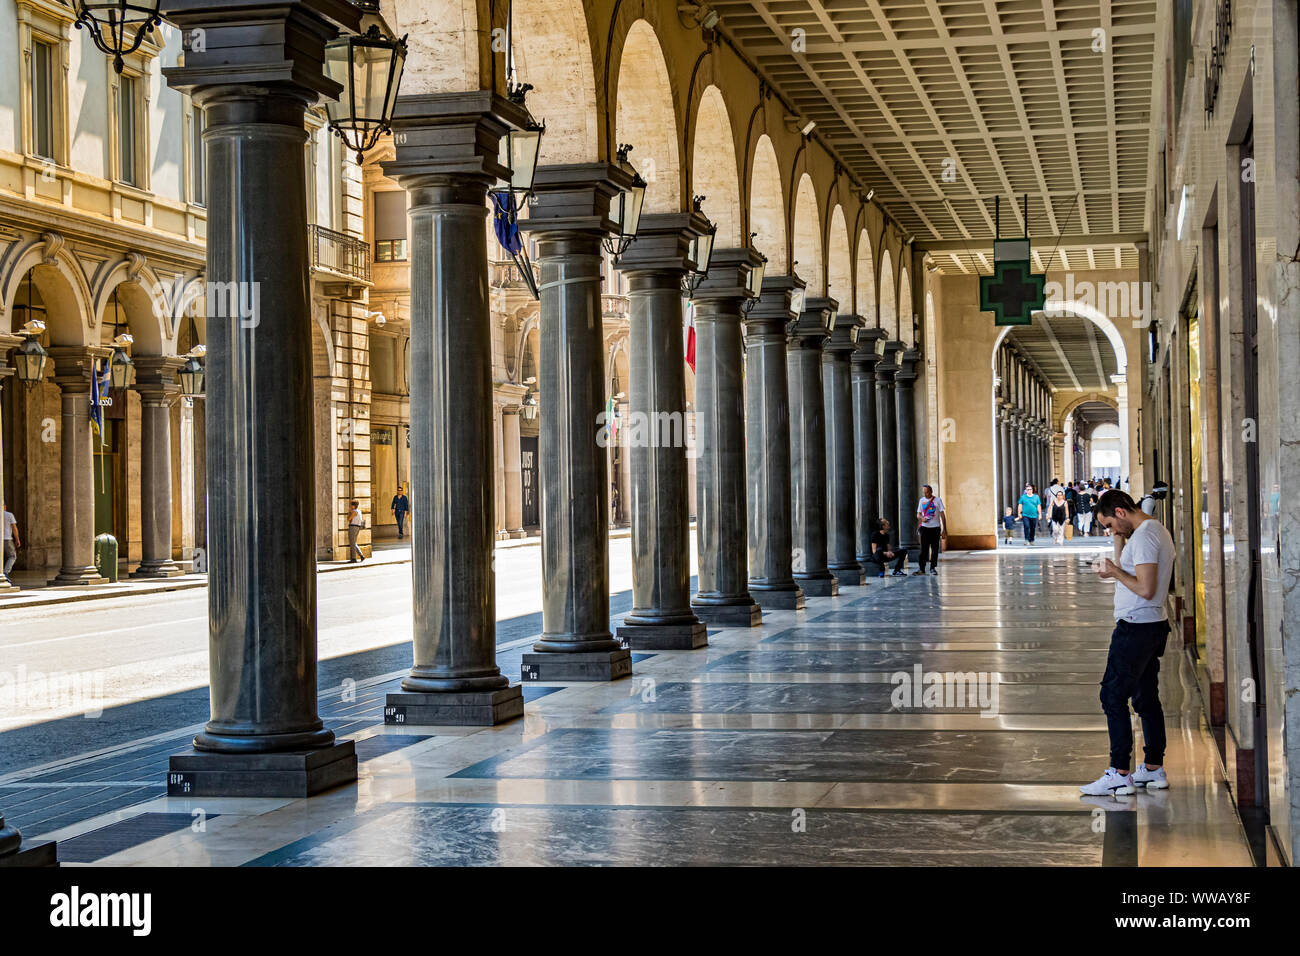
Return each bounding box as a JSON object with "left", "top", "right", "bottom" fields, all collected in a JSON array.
[
  {"left": 606, "top": 395, "right": 618, "bottom": 447},
  {"left": 89, "top": 357, "right": 109, "bottom": 447},
  {"left": 490, "top": 191, "right": 524, "bottom": 255},
  {"left": 685, "top": 301, "right": 696, "bottom": 373}
]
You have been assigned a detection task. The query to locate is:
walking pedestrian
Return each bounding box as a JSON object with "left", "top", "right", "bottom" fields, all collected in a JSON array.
[
  {"left": 2, "top": 503, "right": 19, "bottom": 577},
  {"left": 1016, "top": 483, "right": 1040, "bottom": 544},
  {"left": 390, "top": 486, "right": 410, "bottom": 539},
  {"left": 913, "top": 484, "right": 946, "bottom": 575},
  {"left": 1077, "top": 482, "right": 1095, "bottom": 536},
  {"left": 1049, "top": 487, "right": 1068, "bottom": 545},
  {"left": 1080, "top": 490, "right": 1175, "bottom": 797},
  {"left": 347, "top": 499, "right": 365, "bottom": 563}
]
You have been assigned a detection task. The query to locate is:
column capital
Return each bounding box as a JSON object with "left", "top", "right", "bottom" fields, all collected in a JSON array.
[
  {"left": 789, "top": 298, "right": 834, "bottom": 347},
  {"left": 0, "top": 332, "right": 22, "bottom": 379},
  {"left": 49, "top": 345, "right": 111, "bottom": 391},
  {"left": 825, "top": 313, "right": 865, "bottom": 354},
  {"left": 852, "top": 327, "right": 887, "bottom": 367},
  {"left": 159, "top": 0, "right": 360, "bottom": 103},
  {"left": 895, "top": 347, "right": 921, "bottom": 383},
  {"left": 133, "top": 356, "right": 187, "bottom": 403},
  {"left": 382, "top": 91, "right": 531, "bottom": 186},
  {"left": 692, "top": 246, "right": 763, "bottom": 302},
  {"left": 613, "top": 210, "right": 712, "bottom": 275},
  {"left": 520, "top": 163, "right": 636, "bottom": 238},
  {"left": 745, "top": 274, "right": 805, "bottom": 332}
]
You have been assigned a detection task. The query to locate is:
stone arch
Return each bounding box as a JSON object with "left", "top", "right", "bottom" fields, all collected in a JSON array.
[
  {"left": 748, "top": 134, "right": 786, "bottom": 273},
  {"left": 689, "top": 85, "right": 742, "bottom": 246},
  {"left": 92, "top": 259, "right": 172, "bottom": 355},
  {"left": 509, "top": 0, "right": 601, "bottom": 163},
  {"left": 0, "top": 238, "right": 93, "bottom": 345},
  {"left": 878, "top": 250, "right": 896, "bottom": 338},
  {"left": 826, "top": 205, "right": 851, "bottom": 311},
  {"left": 613, "top": 20, "right": 681, "bottom": 213},
  {"left": 1054, "top": 392, "right": 1120, "bottom": 432},
  {"left": 897, "top": 267, "right": 913, "bottom": 345},
  {"left": 791, "top": 173, "right": 822, "bottom": 295},
  {"left": 854, "top": 229, "right": 876, "bottom": 325},
  {"left": 991, "top": 301, "right": 1128, "bottom": 372}
]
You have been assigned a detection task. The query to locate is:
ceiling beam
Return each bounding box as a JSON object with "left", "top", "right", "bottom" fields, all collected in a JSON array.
[{"left": 917, "top": 232, "right": 1147, "bottom": 254}]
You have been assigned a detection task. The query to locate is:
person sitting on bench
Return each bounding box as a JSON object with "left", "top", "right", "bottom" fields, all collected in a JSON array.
[{"left": 865, "top": 517, "right": 908, "bottom": 576}]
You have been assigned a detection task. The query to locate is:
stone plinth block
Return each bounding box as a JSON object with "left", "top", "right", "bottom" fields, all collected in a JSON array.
[
  {"left": 796, "top": 576, "right": 839, "bottom": 597},
  {"left": 166, "top": 741, "right": 357, "bottom": 798},
  {"left": 831, "top": 567, "right": 866, "bottom": 587},
  {"left": 385, "top": 686, "right": 524, "bottom": 727},
  {"left": 521, "top": 649, "right": 632, "bottom": 682},
  {"left": 616, "top": 622, "right": 708, "bottom": 650},
  {"left": 0, "top": 841, "right": 56, "bottom": 868},
  {"left": 750, "top": 587, "right": 806, "bottom": 611},
  {"left": 691, "top": 602, "right": 763, "bottom": 627}
]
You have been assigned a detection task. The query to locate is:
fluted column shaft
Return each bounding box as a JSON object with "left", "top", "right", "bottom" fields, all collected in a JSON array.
[
  {"left": 824, "top": 314, "right": 864, "bottom": 585},
  {"left": 788, "top": 298, "right": 838, "bottom": 597},
  {"left": 744, "top": 276, "right": 804, "bottom": 610}
]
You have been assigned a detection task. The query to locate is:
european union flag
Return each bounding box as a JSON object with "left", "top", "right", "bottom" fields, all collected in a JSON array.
[
  {"left": 89, "top": 357, "right": 109, "bottom": 447},
  {"left": 491, "top": 191, "right": 524, "bottom": 256}
]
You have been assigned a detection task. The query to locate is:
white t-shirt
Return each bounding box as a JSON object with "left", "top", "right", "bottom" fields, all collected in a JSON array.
[
  {"left": 2, "top": 511, "right": 15, "bottom": 541},
  {"left": 1114, "top": 517, "right": 1174, "bottom": 623},
  {"left": 916, "top": 496, "right": 944, "bottom": 528}
]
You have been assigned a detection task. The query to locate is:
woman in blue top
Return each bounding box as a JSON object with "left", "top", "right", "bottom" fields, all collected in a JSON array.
[{"left": 1016, "top": 483, "right": 1040, "bottom": 544}]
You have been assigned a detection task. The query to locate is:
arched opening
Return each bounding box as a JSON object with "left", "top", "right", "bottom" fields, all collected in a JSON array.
[
  {"left": 613, "top": 20, "right": 680, "bottom": 213},
  {"left": 878, "top": 251, "right": 896, "bottom": 338},
  {"left": 690, "top": 85, "right": 742, "bottom": 246},
  {"left": 510, "top": 0, "right": 600, "bottom": 163},
  {"left": 854, "top": 230, "right": 876, "bottom": 325},
  {"left": 826, "top": 204, "right": 851, "bottom": 311},
  {"left": 748, "top": 135, "right": 786, "bottom": 272},
  {"left": 791, "top": 173, "right": 822, "bottom": 295},
  {"left": 897, "top": 268, "right": 912, "bottom": 345},
  {"left": 608, "top": 345, "right": 630, "bottom": 527},
  {"left": 387, "top": 0, "right": 482, "bottom": 95}
]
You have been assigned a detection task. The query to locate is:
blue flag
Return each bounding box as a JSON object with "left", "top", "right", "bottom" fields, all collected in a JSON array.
[
  {"left": 89, "top": 358, "right": 109, "bottom": 446},
  {"left": 491, "top": 191, "right": 524, "bottom": 256}
]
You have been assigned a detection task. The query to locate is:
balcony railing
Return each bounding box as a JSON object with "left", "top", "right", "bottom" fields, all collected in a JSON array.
[
  {"left": 490, "top": 258, "right": 540, "bottom": 290},
  {"left": 310, "top": 224, "right": 371, "bottom": 284}
]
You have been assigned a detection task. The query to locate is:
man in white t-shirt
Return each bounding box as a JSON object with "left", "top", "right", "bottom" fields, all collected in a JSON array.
[
  {"left": 1079, "top": 490, "right": 1175, "bottom": 798},
  {"left": 2, "top": 504, "right": 19, "bottom": 577},
  {"left": 912, "top": 484, "right": 946, "bottom": 575}
]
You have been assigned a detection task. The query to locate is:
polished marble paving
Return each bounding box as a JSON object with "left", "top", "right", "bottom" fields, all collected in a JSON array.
[{"left": 20, "top": 542, "right": 1253, "bottom": 866}]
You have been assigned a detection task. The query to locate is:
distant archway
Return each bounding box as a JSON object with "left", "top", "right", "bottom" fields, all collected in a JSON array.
[
  {"left": 791, "top": 173, "right": 822, "bottom": 295},
  {"left": 614, "top": 20, "right": 681, "bottom": 213},
  {"left": 879, "top": 250, "right": 896, "bottom": 338},
  {"left": 854, "top": 230, "right": 876, "bottom": 325},
  {"left": 826, "top": 205, "right": 851, "bottom": 311},
  {"left": 897, "top": 268, "right": 912, "bottom": 345},
  {"left": 510, "top": 0, "right": 600, "bottom": 163},
  {"left": 749, "top": 135, "right": 787, "bottom": 272},
  {"left": 690, "top": 85, "right": 741, "bottom": 246}
]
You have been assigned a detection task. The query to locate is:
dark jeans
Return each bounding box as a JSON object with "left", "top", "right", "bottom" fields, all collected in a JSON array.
[
  {"left": 865, "top": 549, "right": 907, "bottom": 574},
  {"left": 1100, "top": 619, "right": 1169, "bottom": 770},
  {"left": 396, "top": 511, "right": 407, "bottom": 536},
  {"left": 1021, "top": 516, "right": 1036, "bottom": 542},
  {"left": 918, "top": 526, "right": 942, "bottom": 571}
]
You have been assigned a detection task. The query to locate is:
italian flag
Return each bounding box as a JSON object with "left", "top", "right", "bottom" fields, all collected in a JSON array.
[{"left": 685, "top": 301, "right": 696, "bottom": 373}]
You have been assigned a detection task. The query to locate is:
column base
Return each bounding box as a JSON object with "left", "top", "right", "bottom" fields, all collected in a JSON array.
[
  {"left": 749, "top": 585, "right": 805, "bottom": 610},
  {"left": 794, "top": 574, "right": 839, "bottom": 597},
  {"left": 0, "top": 580, "right": 18, "bottom": 593},
  {"left": 130, "top": 561, "right": 185, "bottom": 579},
  {"left": 830, "top": 565, "right": 866, "bottom": 586},
  {"left": 521, "top": 649, "right": 632, "bottom": 682},
  {"left": 166, "top": 741, "right": 357, "bottom": 798},
  {"left": 691, "top": 601, "right": 763, "bottom": 627},
  {"left": 616, "top": 621, "right": 708, "bottom": 650},
  {"left": 49, "top": 567, "right": 108, "bottom": 586},
  {"left": 0, "top": 839, "right": 57, "bottom": 868},
  {"left": 507, "top": 529, "right": 528, "bottom": 539},
  {"left": 385, "top": 685, "right": 524, "bottom": 726}
]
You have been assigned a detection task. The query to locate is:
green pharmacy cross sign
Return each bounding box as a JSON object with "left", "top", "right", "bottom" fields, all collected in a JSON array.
[{"left": 979, "top": 238, "right": 1045, "bottom": 326}]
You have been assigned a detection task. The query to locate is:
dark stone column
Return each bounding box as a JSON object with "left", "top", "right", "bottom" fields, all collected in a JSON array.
[
  {"left": 743, "top": 276, "right": 804, "bottom": 610},
  {"left": 49, "top": 347, "right": 109, "bottom": 586},
  {"left": 895, "top": 348, "right": 921, "bottom": 555},
  {"left": 875, "top": 344, "right": 901, "bottom": 557},
  {"left": 824, "top": 314, "right": 864, "bottom": 585},
  {"left": 0, "top": 336, "right": 20, "bottom": 593},
  {"left": 613, "top": 213, "right": 709, "bottom": 649},
  {"left": 998, "top": 405, "right": 1013, "bottom": 512},
  {"left": 131, "top": 357, "right": 185, "bottom": 579},
  {"left": 160, "top": 0, "right": 361, "bottom": 796},
  {"left": 379, "top": 92, "right": 527, "bottom": 724},
  {"left": 852, "top": 329, "right": 885, "bottom": 563},
  {"left": 691, "top": 246, "right": 764, "bottom": 626},
  {"left": 518, "top": 162, "right": 634, "bottom": 681},
  {"left": 788, "top": 296, "right": 838, "bottom": 597}
]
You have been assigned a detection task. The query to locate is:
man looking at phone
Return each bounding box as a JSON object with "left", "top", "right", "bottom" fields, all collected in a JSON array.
[{"left": 1080, "top": 490, "right": 1175, "bottom": 797}]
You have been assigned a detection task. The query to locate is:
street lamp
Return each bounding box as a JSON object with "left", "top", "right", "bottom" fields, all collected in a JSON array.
[
  {"left": 108, "top": 334, "right": 135, "bottom": 391},
  {"left": 741, "top": 253, "right": 767, "bottom": 315},
  {"left": 323, "top": 0, "right": 408, "bottom": 164},
  {"left": 178, "top": 348, "right": 205, "bottom": 398},
  {"left": 74, "top": 1, "right": 162, "bottom": 74},
  {"left": 603, "top": 144, "right": 646, "bottom": 259},
  {"left": 13, "top": 333, "right": 49, "bottom": 390},
  {"left": 490, "top": 85, "right": 546, "bottom": 299},
  {"left": 682, "top": 197, "right": 715, "bottom": 296},
  {"left": 521, "top": 392, "right": 538, "bottom": 421}
]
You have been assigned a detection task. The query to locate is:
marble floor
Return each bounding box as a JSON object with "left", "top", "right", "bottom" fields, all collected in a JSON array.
[{"left": 18, "top": 541, "right": 1253, "bottom": 866}]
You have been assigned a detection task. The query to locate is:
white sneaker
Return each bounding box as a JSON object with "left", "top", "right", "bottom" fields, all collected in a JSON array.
[
  {"left": 1132, "top": 764, "right": 1169, "bottom": 789},
  {"left": 1079, "top": 768, "right": 1136, "bottom": 796}
]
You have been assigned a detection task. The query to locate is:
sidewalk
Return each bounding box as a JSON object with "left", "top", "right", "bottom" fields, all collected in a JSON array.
[{"left": 0, "top": 525, "right": 637, "bottom": 611}]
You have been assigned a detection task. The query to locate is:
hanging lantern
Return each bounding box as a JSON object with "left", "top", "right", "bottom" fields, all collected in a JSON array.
[
  {"left": 603, "top": 144, "right": 646, "bottom": 259},
  {"left": 323, "top": 0, "right": 408, "bottom": 164},
  {"left": 13, "top": 335, "right": 49, "bottom": 389},
  {"left": 178, "top": 353, "right": 205, "bottom": 398},
  {"left": 109, "top": 340, "right": 134, "bottom": 390},
  {"left": 74, "top": 1, "right": 162, "bottom": 74},
  {"left": 498, "top": 86, "right": 545, "bottom": 202},
  {"left": 520, "top": 393, "right": 539, "bottom": 421},
  {"left": 741, "top": 254, "right": 767, "bottom": 316},
  {"left": 682, "top": 199, "right": 716, "bottom": 296}
]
